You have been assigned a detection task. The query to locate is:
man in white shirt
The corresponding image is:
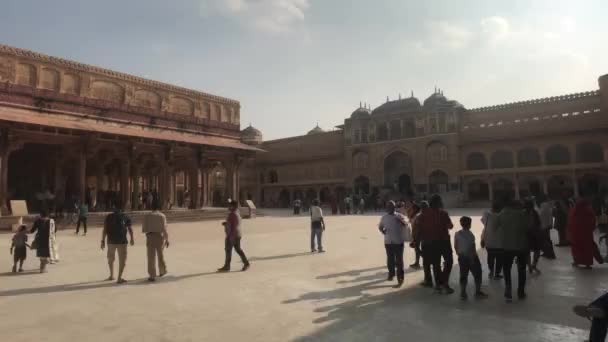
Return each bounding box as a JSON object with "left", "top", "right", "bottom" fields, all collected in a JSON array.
[
  {"left": 378, "top": 201, "right": 409, "bottom": 287},
  {"left": 142, "top": 200, "right": 169, "bottom": 281},
  {"left": 310, "top": 199, "right": 326, "bottom": 253}
]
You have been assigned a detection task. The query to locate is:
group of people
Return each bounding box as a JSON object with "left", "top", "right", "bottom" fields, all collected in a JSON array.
[
  {"left": 374, "top": 191, "right": 608, "bottom": 304},
  {"left": 9, "top": 198, "right": 250, "bottom": 283}
]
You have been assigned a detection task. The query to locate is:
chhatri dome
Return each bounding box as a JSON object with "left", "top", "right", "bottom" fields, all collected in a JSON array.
[
  {"left": 241, "top": 124, "right": 263, "bottom": 145},
  {"left": 307, "top": 124, "right": 325, "bottom": 135},
  {"left": 372, "top": 92, "right": 421, "bottom": 115},
  {"left": 350, "top": 102, "right": 372, "bottom": 119}
]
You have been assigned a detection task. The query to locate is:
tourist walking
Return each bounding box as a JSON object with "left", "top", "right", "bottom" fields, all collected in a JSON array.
[
  {"left": 569, "top": 197, "right": 603, "bottom": 269},
  {"left": 553, "top": 199, "right": 570, "bottom": 246},
  {"left": 310, "top": 199, "right": 325, "bottom": 253},
  {"left": 415, "top": 194, "right": 454, "bottom": 294},
  {"left": 76, "top": 200, "right": 89, "bottom": 235},
  {"left": 406, "top": 201, "right": 422, "bottom": 270},
  {"left": 101, "top": 200, "right": 134, "bottom": 284},
  {"left": 378, "top": 201, "right": 410, "bottom": 288},
  {"left": 142, "top": 200, "right": 170, "bottom": 281},
  {"left": 345, "top": 196, "right": 352, "bottom": 215},
  {"left": 498, "top": 199, "right": 529, "bottom": 302},
  {"left": 524, "top": 199, "right": 543, "bottom": 275},
  {"left": 310, "top": 199, "right": 326, "bottom": 253},
  {"left": 538, "top": 197, "right": 556, "bottom": 259},
  {"left": 293, "top": 198, "right": 302, "bottom": 215},
  {"left": 358, "top": 197, "right": 365, "bottom": 214},
  {"left": 10, "top": 225, "right": 29, "bottom": 273},
  {"left": 481, "top": 201, "right": 503, "bottom": 279},
  {"left": 30, "top": 209, "right": 56, "bottom": 273},
  {"left": 455, "top": 216, "right": 488, "bottom": 300},
  {"left": 218, "top": 201, "right": 250, "bottom": 272}
]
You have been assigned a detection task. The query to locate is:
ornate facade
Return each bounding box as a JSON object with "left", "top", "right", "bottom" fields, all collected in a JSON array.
[
  {"left": 242, "top": 75, "right": 608, "bottom": 207},
  {"left": 0, "top": 45, "right": 260, "bottom": 214}
]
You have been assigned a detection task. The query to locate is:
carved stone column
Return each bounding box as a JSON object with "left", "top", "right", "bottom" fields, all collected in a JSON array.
[
  {"left": 0, "top": 139, "right": 9, "bottom": 215},
  {"left": 78, "top": 148, "right": 87, "bottom": 204},
  {"left": 131, "top": 164, "right": 140, "bottom": 211},
  {"left": 121, "top": 159, "right": 131, "bottom": 210},
  {"left": 190, "top": 167, "right": 200, "bottom": 209}
]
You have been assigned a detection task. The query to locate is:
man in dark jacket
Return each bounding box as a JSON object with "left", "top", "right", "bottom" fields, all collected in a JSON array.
[{"left": 498, "top": 199, "right": 529, "bottom": 302}]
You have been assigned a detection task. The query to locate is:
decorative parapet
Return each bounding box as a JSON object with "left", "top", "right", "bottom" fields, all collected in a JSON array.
[
  {"left": 0, "top": 44, "right": 241, "bottom": 128},
  {"left": 0, "top": 44, "right": 238, "bottom": 105},
  {"left": 468, "top": 90, "right": 600, "bottom": 113}
]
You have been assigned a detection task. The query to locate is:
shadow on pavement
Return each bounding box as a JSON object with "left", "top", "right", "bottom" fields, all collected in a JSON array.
[{"left": 249, "top": 252, "right": 315, "bottom": 262}]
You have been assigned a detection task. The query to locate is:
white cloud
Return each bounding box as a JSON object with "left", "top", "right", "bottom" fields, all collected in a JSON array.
[
  {"left": 200, "top": 0, "right": 310, "bottom": 34},
  {"left": 480, "top": 16, "right": 510, "bottom": 44},
  {"left": 427, "top": 21, "right": 473, "bottom": 50}
]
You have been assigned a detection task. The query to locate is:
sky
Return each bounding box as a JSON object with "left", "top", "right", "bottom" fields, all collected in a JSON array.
[{"left": 1, "top": 0, "right": 608, "bottom": 140}]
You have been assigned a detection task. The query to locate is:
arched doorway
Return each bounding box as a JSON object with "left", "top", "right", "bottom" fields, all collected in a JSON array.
[
  {"left": 578, "top": 173, "right": 608, "bottom": 197},
  {"left": 576, "top": 142, "right": 604, "bottom": 163},
  {"left": 492, "top": 178, "right": 515, "bottom": 202},
  {"left": 547, "top": 175, "right": 573, "bottom": 200},
  {"left": 467, "top": 179, "right": 489, "bottom": 201},
  {"left": 429, "top": 170, "right": 449, "bottom": 194},
  {"left": 353, "top": 176, "right": 370, "bottom": 196},
  {"left": 384, "top": 151, "right": 412, "bottom": 195},
  {"left": 518, "top": 176, "right": 542, "bottom": 199},
  {"left": 545, "top": 145, "right": 571, "bottom": 165},
  {"left": 305, "top": 188, "right": 317, "bottom": 203},
  {"left": 278, "top": 189, "right": 291, "bottom": 208},
  {"left": 320, "top": 187, "right": 331, "bottom": 204}
]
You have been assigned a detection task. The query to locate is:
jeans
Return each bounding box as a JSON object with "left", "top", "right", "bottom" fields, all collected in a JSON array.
[
  {"left": 422, "top": 239, "right": 453, "bottom": 287},
  {"left": 311, "top": 228, "right": 323, "bottom": 251},
  {"left": 486, "top": 248, "right": 503, "bottom": 276},
  {"left": 590, "top": 292, "right": 608, "bottom": 342},
  {"left": 76, "top": 217, "right": 87, "bottom": 234},
  {"left": 413, "top": 240, "right": 422, "bottom": 265},
  {"left": 224, "top": 237, "right": 249, "bottom": 268},
  {"left": 459, "top": 254, "right": 482, "bottom": 293},
  {"left": 385, "top": 243, "right": 405, "bottom": 281},
  {"left": 502, "top": 250, "right": 528, "bottom": 297}
]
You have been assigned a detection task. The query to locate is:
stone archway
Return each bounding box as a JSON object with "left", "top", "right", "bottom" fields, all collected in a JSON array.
[
  {"left": 354, "top": 176, "right": 370, "bottom": 195},
  {"left": 384, "top": 151, "right": 412, "bottom": 194},
  {"left": 547, "top": 175, "right": 573, "bottom": 200},
  {"left": 278, "top": 188, "right": 290, "bottom": 208},
  {"left": 429, "top": 170, "right": 449, "bottom": 194},
  {"left": 492, "top": 178, "right": 515, "bottom": 202},
  {"left": 467, "top": 179, "right": 489, "bottom": 201}
]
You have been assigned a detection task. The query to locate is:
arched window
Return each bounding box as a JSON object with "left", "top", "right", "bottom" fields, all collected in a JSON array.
[
  {"left": 377, "top": 123, "right": 388, "bottom": 141},
  {"left": 390, "top": 120, "right": 401, "bottom": 139},
  {"left": 427, "top": 142, "right": 448, "bottom": 162},
  {"left": 576, "top": 142, "right": 604, "bottom": 163},
  {"left": 269, "top": 170, "right": 279, "bottom": 183},
  {"left": 517, "top": 147, "right": 541, "bottom": 167},
  {"left": 404, "top": 120, "right": 415, "bottom": 138},
  {"left": 491, "top": 150, "right": 514, "bottom": 169},
  {"left": 545, "top": 145, "right": 570, "bottom": 165},
  {"left": 466, "top": 152, "right": 487, "bottom": 170},
  {"left": 429, "top": 170, "right": 449, "bottom": 194},
  {"left": 352, "top": 152, "right": 369, "bottom": 169}
]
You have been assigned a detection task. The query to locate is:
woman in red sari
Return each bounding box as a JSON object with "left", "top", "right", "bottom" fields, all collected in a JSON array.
[{"left": 569, "top": 198, "right": 603, "bottom": 268}]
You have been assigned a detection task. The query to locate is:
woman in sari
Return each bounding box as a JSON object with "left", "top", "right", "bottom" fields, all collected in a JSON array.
[
  {"left": 568, "top": 198, "right": 603, "bottom": 269},
  {"left": 30, "top": 209, "right": 57, "bottom": 272}
]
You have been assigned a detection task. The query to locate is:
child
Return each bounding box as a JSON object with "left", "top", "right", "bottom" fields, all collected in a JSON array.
[
  {"left": 10, "top": 225, "right": 29, "bottom": 273},
  {"left": 454, "top": 216, "right": 487, "bottom": 300},
  {"left": 310, "top": 199, "right": 326, "bottom": 253}
]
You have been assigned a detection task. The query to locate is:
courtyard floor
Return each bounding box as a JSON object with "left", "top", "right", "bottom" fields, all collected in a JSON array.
[{"left": 0, "top": 209, "right": 604, "bottom": 342}]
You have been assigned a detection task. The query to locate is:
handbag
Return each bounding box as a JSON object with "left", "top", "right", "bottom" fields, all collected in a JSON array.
[{"left": 30, "top": 238, "right": 39, "bottom": 250}]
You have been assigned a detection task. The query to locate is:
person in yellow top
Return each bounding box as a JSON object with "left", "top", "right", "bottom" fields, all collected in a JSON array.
[{"left": 142, "top": 200, "right": 169, "bottom": 282}]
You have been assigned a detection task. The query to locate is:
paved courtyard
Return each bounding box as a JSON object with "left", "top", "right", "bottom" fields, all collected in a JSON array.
[{"left": 0, "top": 209, "right": 604, "bottom": 342}]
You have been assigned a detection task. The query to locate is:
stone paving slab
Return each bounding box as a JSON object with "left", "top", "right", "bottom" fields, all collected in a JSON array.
[{"left": 0, "top": 209, "right": 603, "bottom": 342}]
